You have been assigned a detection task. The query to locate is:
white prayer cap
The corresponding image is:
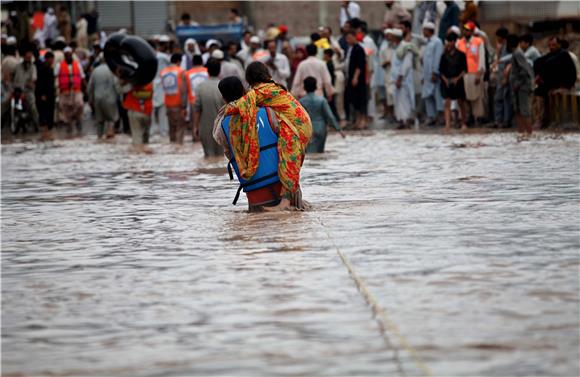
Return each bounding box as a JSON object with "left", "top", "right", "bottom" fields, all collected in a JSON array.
[
  {"left": 1, "top": 34, "right": 7, "bottom": 40},
  {"left": 63, "top": 46, "right": 73, "bottom": 53},
  {"left": 55, "top": 36, "right": 66, "bottom": 42},
  {"left": 449, "top": 26, "right": 461, "bottom": 36},
  {"left": 249, "top": 36, "right": 260, "bottom": 44},
  {"left": 6, "top": 36, "right": 17, "bottom": 45},
  {"left": 205, "top": 39, "right": 221, "bottom": 48},
  {"left": 152, "top": 34, "right": 161, "bottom": 41},
  {"left": 422, "top": 21, "right": 436, "bottom": 30},
  {"left": 211, "top": 49, "right": 224, "bottom": 60},
  {"left": 47, "top": 7, "right": 55, "bottom": 14},
  {"left": 391, "top": 29, "right": 403, "bottom": 38},
  {"left": 158, "top": 35, "right": 170, "bottom": 43},
  {"left": 384, "top": 28, "right": 393, "bottom": 35}
]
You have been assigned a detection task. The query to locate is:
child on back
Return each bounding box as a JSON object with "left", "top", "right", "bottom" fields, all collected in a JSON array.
[{"left": 298, "top": 76, "right": 345, "bottom": 153}]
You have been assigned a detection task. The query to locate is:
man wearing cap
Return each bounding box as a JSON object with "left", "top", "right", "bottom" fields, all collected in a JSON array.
[
  {"left": 260, "top": 39, "right": 291, "bottom": 87},
  {"left": 1, "top": 37, "right": 19, "bottom": 82},
  {"left": 211, "top": 49, "right": 244, "bottom": 82},
  {"left": 457, "top": 21, "right": 486, "bottom": 127},
  {"left": 202, "top": 39, "right": 221, "bottom": 65},
  {"left": 237, "top": 36, "right": 267, "bottom": 68},
  {"left": 390, "top": 28, "right": 415, "bottom": 129},
  {"left": 55, "top": 46, "right": 85, "bottom": 134},
  {"left": 380, "top": 29, "right": 396, "bottom": 121},
  {"left": 151, "top": 35, "right": 171, "bottom": 138},
  {"left": 421, "top": 21, "right": 444, "bottom": 126}
]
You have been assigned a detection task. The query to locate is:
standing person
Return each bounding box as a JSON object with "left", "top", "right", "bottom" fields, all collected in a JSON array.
[
  {"left": 289, "top": 46, "right": 307, "bottom": 91},
  {"left": 36, "top": 51, "right": 56, "bottom": 140},
  {"left": 299, "top": 76, "right": 345, "bottom": 153},
  {"left": 1, "top": 37, "right": 19, "bottom": 82},
  {"left": 456, "top": 21, "right": 486, "bottom": 128},
  {"left": 340, "top": 1, "right": 361, "bottom": 27},
  {"left": 193, "top": 59, "right": 224, "bottom": 157},
  {"left": 202, "top": 39, "right": 221, "bottom": 65},
  {"left": 506, "top": 34, "right": 533, "bottom": 136},
  {"left": 180, "top": 38, "right": 201, "bottom": 71},
  {"left": 88, "top": 62, "right": 120, "bottom": 140},
  {"left": 439, "top": 33, "right": 467, "bottom": 131},
  {"left": 43, "top": 8, "right": 59, "bottom": 45},
  {"left": 55, "top": 46, "right": 85, "bottom": 134},
  {"left": 184, "top": 54, "right": 209, "bottom": 127},
  {"left": 439, "top": 1, "right": 460, "bottom": 42},
  {"left": 121, "top": 80, "right": 154, "bottom": 153},
  {"left": 421, "top": 22, "right": 444, "bottom": 126},
  {"left": 391, "top": 29, "right": 415, "bottom": 129},
  {"left": 260, "top": 39, "right": 291, "bottom": 87},
  {"left": 519, "top": 34, "right": 541, "bottom": 66},
  {"left": 13, "top": 46, "right": 39, "bottom": 132},
  {"left": 380, "top": 29, "right": 396, "bottom": 122},
  {"left": 160, "top": 53, "right": 188, "bottom": 144},
  {"left": 151, "top": 35, "right": 171, "bottom": 139},
  {"left": 57, "top": 6, "right": 72, "bottom": 43},
  {"left": 291, "top": 44, "right": 333, "bottom": 99},
  {"left": 76, "top": 14, "right": 88, "bottom": 49},
  {"left": 344, "top": 30, "right": 367, "bottom": 129},
  {"left": 358, "top": 21, "right": 378, "bottom": 124},
  {"left": 212, "top": 49, "right": 244, "bottom": 81},
  {"left": 493, "top": 27, "right": 512, "bottom": 128},
  {"left": 412, "top": 1, "right": 437, "bottom": 36}
]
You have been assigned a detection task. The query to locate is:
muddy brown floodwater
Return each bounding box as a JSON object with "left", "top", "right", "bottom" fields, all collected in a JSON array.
[{"left": 2, "top": 130, "right": 579, "bottom": 377}]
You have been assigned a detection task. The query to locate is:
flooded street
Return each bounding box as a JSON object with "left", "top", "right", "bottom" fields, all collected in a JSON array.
[{"left": 2, "top": 130, "right": 579, "bottom": 376}]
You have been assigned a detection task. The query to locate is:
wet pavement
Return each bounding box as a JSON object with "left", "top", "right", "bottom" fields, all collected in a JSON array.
[{"left": 2, "top": 129, "right": 579, "bottom": 376}]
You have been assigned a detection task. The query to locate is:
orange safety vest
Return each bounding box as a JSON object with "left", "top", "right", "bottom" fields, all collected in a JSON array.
[
  {"left": 252, "top": 50, "right": 270, "bottom": 62},
  {"left": 457, "top": 36, "right": 483, "bottom": 74},
  {"left": 184, "top": 66, "right": 209, "bottom": 104},
  {"left": 160, "top": 65, "right": 184, "bottom": 108},
  {"left": 58, "top": 60, "right": 82, "bottom": 93},
  {"left": 123, "top": 83, "right": 153, "bottom": 115}
]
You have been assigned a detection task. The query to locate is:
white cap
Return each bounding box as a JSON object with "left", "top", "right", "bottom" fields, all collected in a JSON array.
[
  {"left": 211, "top": 49, "right": 224, "bottom": 59},
  {"left": 55, "top": 36, "right": 66, "bottom": 42},
  {"left": 422, "top": 22, "right": 436, "bottom": 30},
  {"left": 249, "top": 36, "right": 260, "bottom": 44},
  {"left": 205, "top": 39, "right": 221, "bottom": 49},
  {"left": 158, "top": 35, "right": 170, "bottom": 43},
  {"left": 6, "top": 36, "right": 17, "bottom": 45},
  {"left": 384, "top": 28, "right": 393, "bottom": 35},
  {"left": 391, "top": 29, "right": 403, "bottom": 38},
  {"left": 449, "top": 26, "right": 461, "bottom": 36},
  {"left": 63, "top": 46, "right": 73, "bottom": 53}
]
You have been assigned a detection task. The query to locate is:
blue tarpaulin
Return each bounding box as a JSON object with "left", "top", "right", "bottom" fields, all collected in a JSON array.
[{"left": 175, "top": 23, "right": 244, "bottom": 47}]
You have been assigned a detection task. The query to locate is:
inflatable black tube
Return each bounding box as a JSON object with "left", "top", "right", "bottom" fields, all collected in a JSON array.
[{"left": 104, "top": 33, "right": 157, "bottom": 86}]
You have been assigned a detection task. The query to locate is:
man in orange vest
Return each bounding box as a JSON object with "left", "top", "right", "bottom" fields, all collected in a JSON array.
[
  {"left": 160, "top": 53, "right": 188, "bottom": 144},
  {"left": 456, "top": 21, "right": 486, "bottom": 128},
  {"left": 121, "top": 79, "right": 154, "bottom": 153},
  {"left": 184, "top": 54, "right": 209, "bottom": 132},
  {"left": 55, "top": 46, "right": 85, "bottom": 134}
]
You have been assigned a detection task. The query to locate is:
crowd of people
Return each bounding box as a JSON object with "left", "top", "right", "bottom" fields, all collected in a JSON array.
[{"left": 1, "top": 1, "right": 579, "bottom": 150}]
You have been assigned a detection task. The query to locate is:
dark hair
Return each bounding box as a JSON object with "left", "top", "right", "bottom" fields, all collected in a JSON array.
[
  {"left": 506, "top": 34, "right": 519, "bottom": 50},
  {"left": 230, "top": 8, "right": 240, "bottom": 16},
  {"left": 401, "top": 20, "right": 412, "bottom": 30},
  {"left": 359, "top": 21, "right": 368, "bottom": 34},
  {"left": 560, "top": 39, "right": 570, "bottom": 49},
  {"left": 304, "top": 76, "right": 317, "bottom": 93},
  {"left": 306, "top": 44, "right": 317, "bottom": 56},
  {"left": 495, "top": 27, "right": 509, "bottom": 39},
  {"left": 446, "top": 33, "right": 458, "bottom": 42},
  {"left": 345, "top": 30, "right": 357, "bottom": 37},
  {"left": 350, "top": 18, "right": 362, "bottom": 29},
  {"left": 325, "top": 26, "right": 333, "bottom": 35},
  {"left": 206, "top": 58, "right": 221, "bottom": 77},
  {"left": 265, "top": 39, "right": 276, "bottom": 49},
  {"left": 181, "top": 13, "right": 191, "bottom": 21},
  {"left": 520, "top": 34, "right": 533, "bottom": 45},
  {"left": 245, "top": 61, "right": 271, "bottom": 86},
  {"left": 323, "top": 48, "right": 333, "bottom": 57},
  {"left": 44, "top": 51, "right": 55, "bottom": 59},
  {"left": 219, "top": 76, "right": 245, "bottom": 102},
  {"left": 243, "top": 30, "right": 252, "bottom": 36},
  {"left": 170, "top": 53, "right": 182, "bottom": 64},
  {"left": 192, "top": 54, "right": 203, "bottom": 66},
  {"left": 310, "top": 33, "right": 321, "bottom": 42}
]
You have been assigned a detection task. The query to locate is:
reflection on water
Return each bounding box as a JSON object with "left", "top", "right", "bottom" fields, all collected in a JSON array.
[{"left": 2, "top": 132, "right": 579, "bottom": 376}]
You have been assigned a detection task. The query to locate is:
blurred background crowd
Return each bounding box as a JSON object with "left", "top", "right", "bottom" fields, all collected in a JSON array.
[{"left": 1, "top": 1, "right": 579, "bottom": 144}]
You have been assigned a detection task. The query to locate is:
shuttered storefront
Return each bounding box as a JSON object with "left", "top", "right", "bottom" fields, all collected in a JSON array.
[
  {"left": 134, "top": 2, "right": 168, "bottom": 38},
  {"left": 96, "top": 2, "right": 132, "bottom": 32}
]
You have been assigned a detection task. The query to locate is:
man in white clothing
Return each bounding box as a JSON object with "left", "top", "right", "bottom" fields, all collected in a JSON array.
[
  {"left": 340, "top": 1, "right": 360, "bottom": 28},
  {"left": 421, "top": 22, "right": 444, "bottom": 126},
  {"left": 291, "top": 44, "right": 334, "bottom": 99},
  {"left": 390, "top": 29, "right": 415, "bottom": 129},
  {"left": 260, "top": 39, "right": 291, "bottom": 87}
]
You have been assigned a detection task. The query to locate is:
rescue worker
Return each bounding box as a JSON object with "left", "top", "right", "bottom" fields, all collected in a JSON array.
[
  {"left": 55, "top": 46, "right": 85, "bottom": 134},
  {"left": 160, "top": 53, "right": 188, "bottom": 144},
  {"left": 121, "top": 78, "right": 154, "bottom": 153},
  {"left": 456, "top": 21, "right": 486, "bottom": 128}
]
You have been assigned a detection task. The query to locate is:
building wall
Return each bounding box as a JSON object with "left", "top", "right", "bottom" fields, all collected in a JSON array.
[{"left": 173, "top": 1, "right": 242, "bottom": 25}]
